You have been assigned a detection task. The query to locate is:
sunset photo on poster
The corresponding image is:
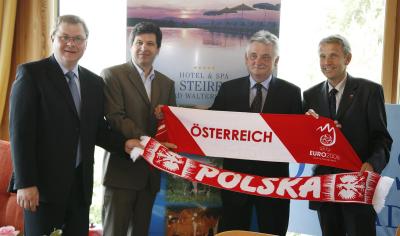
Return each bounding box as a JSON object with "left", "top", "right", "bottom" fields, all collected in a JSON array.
[{"left": 127, "top": 0, "right": 281, "bottom": 106}]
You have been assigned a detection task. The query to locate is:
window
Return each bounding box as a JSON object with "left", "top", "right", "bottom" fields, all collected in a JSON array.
[{"left": 279, "top": 0, "right": 386, "bottom": 91}]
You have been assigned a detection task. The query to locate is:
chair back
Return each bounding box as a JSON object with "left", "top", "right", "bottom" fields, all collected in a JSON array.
[
  {"left": 0, "top": 140, "right": 13, "bottom": 192},
  {"left": 216, "top": 230, "right": 277, "bottom": 236},
  {"left": 0, "top": 140, "right": 23, "bottom": 232}
]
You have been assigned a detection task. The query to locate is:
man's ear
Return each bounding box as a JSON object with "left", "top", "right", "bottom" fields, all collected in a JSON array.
[
  {"left": 274, "top": 56, "right": 280, "bottom": 67},
  {"left": 345, "top": 53, "right": 352, "bottom": 65}
]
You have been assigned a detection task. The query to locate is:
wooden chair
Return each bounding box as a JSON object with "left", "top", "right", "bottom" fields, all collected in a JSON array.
[
  {"left": 0, "top": 140, "right": 23, "bottom": 232},
  {"left": 396, "top": 224, "right": 400, "bottom": 236},
  {"left": 216, "top": 230, "right": 277, "bottom": 236}
]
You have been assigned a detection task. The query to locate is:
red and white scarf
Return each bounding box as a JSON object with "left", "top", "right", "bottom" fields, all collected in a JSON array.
[
  {"left": 131, "top": 106, "right": 393, "bottom": 213},
  {"left": 131, "top": 137, "right": 393, "bottom": 213}
]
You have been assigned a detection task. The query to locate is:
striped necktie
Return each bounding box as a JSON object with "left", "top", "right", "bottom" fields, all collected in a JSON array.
[
  {"left": 66, "top": 71, "right": 81, "bottom": 116},
  {"left": 251, "top": 83, "right": 263, "bottom": 113}
]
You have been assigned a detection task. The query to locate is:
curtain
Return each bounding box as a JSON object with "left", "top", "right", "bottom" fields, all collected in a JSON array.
[
  {"left": 0, "top": 0, "right": 17, "bottom": 140},
  {"left": 0, "top": 0, "right": 56, "bottom": 140},
  {"left": 382, "top": 0, "right": 400, "bottom": 104}
]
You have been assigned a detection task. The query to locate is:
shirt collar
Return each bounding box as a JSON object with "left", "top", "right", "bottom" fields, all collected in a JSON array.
[
  {"left": 249, "top": 74, "right": 272, "bottom": 89},
  {"left": 132, "top": 59, "right": 155, "bottom": 81},
  {"left": 328, "top": 75, "right": 347, "bottom": 93},
  {"left": 54, "top": 55, "right": 79, "bottom": 77}
]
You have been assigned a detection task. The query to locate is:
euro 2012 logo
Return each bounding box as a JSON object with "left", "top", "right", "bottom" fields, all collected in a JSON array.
[{"left": 317, "top": 123, "right": 336, "bottom": 147}]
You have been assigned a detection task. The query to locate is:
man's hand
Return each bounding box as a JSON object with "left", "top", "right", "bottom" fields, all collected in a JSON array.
[
  {"left": 306, "top": 109, "right": 342, "bottom": 128},
  {"left": 359, "top": 162, "right": 374, "bottom": 176},
  {"left": 305, "top": 109, "right": 319, "bottom": 119},
  {"left": 124, "top": 139, "right": 144, "bottom": 154},
  {"left": 154, "top": 105, "right": 165, "bottom": 119},
  {"left": 333, "top": 120, "right": 342, "bottom": 129},
  {"left": 17, "top": 186, "right": 39, "bottom": 212},
  {"left": 161, "top": 142, "right": 177, "bottom": 150}
]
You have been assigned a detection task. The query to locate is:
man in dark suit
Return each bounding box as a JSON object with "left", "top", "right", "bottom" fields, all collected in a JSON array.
[
  {"left": 303, "top": 34, "right": 392, "bottom": 236},
  {"left": 9, "top": 15, "right": 137, "bottom": 236},
  {"left": 101, "top": 22, "right": 176, "bottom": 236},
  {"left": 210, "top": 30, "right": 302, "bottom": 235}
]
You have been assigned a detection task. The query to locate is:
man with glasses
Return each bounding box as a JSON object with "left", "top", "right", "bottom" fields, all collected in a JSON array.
[{"left": 9, "top": 15, "right": 138, "bottom": 236}]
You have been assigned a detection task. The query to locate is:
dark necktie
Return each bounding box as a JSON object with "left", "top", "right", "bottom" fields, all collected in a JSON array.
[
  {"left": 328, "top": 88, "right": 338, "bottom": 119},
  {"left": 250, "top": 83, "right": 263, "bottom": 113},
  {"left": 66, "top": 71, "right": 81, "bottom": 116},
  {"left": 66, "top": 71, "right": 82, "bottom": 167}
]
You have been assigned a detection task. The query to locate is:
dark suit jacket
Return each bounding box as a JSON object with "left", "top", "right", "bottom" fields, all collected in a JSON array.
[
  {"left": 9, "top": 55, "right": 125, "bottom": 205},
  {"left": 101, "top": 61, "right": 176, "bottom": 193},
  {"left": 210, "top": 75, "right": 302, "bottom": 179},
  {"left": 303, "top": 74, "right": 393, "bottom": 209}
]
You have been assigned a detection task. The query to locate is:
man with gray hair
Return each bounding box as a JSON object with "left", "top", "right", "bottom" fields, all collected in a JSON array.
[
  {"left": 303, "top": 34, "right": 392, "bottom": 236},
  {"left": 210, "top": 30, "right": 302, "bottom": 235}
]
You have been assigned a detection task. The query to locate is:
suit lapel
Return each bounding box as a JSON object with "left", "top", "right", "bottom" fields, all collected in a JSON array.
[
  {"left": 126, "top": 61, "right": 151, "bottom": 106},
  {"left": 150, "top": 72, "right": 161, "bottom": 108},
  {"left": 263, "top": 76, "right": 285, "bottom": 112},
  {"left": 47, "top": 56, "right": 80, "bottom": 118},
  {"left": 337, "top": 75, "right": 357, "bottom": 120},
  {"left": 318, "top": 82, "right": 331, "bottom": 118},
  {"left": 240, "top": 77, "right": 251, "bottom": 111},
  {"left": 263, "top": 77, "right": 276, "bottom": 112},
  {"left": 78, "top": 67, "right": 89, "bottom": 120}
]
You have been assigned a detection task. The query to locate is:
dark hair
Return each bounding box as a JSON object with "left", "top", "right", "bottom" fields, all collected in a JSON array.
[
  {"left": 129, "top": 22, "right": 162, "bottom": 48},
  {"left": 51, "top": 15, "right": 89, "bottom": 38}
]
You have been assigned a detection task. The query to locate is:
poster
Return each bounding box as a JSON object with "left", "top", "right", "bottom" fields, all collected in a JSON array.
[
  {"left": 127, "top": 1, "right": 281, "bottom": 235},
  {"left": 127, "top": 0, "right": 281, "bottom": 107},
  {"left": 376, "top": 104, "right": 400, "bottom": 236}
]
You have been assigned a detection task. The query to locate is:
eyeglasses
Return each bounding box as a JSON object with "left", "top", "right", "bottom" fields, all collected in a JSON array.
[
  {"left": 248, "top": 53, "right": 273, "bottom": 61},
  {"left": 56, "top": 35, "right": 86, "bottom": 45}
]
